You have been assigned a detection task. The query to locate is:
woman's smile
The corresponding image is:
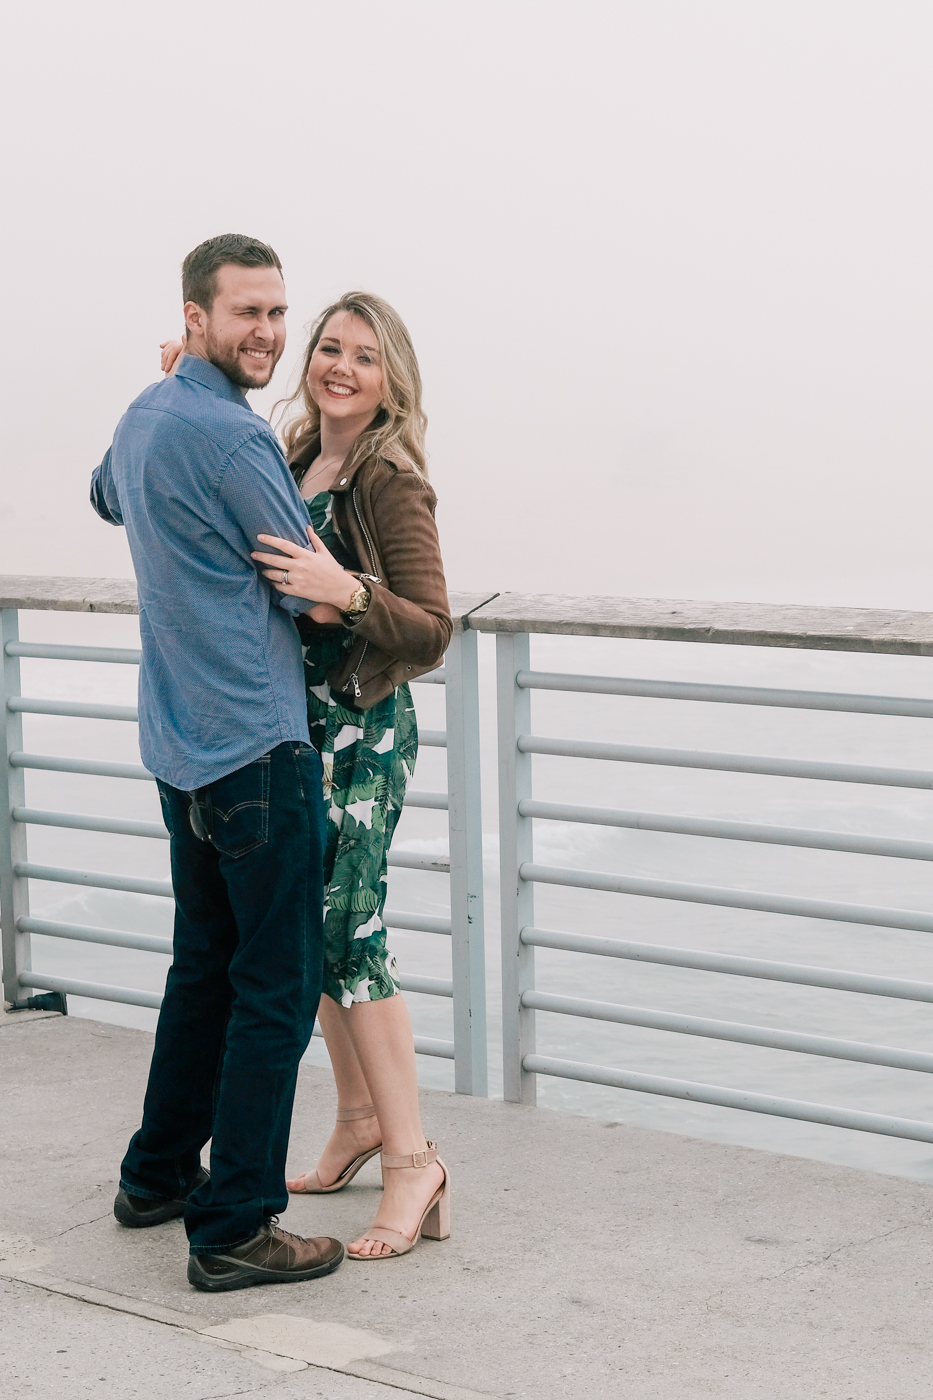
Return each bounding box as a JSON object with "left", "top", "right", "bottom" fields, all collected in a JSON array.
[{"left": 307, "top": 310, "right": 383, "bottom": 422}]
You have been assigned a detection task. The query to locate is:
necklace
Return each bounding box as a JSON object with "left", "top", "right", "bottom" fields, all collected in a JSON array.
[{"left": 298, "top": 458, "right": 338, "bottom": 497}]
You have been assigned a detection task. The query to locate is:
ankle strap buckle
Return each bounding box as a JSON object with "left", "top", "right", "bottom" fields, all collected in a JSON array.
[{"left": 411, "top": 1149, "right": 428, "bottom": 1168}]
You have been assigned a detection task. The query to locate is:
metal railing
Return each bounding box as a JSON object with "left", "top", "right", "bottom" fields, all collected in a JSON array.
[
  {"left": 0, "top": 581, "right": 493, "bottom": 1096},
  {"left": 6, "top": 579, "right": 933, "bottom": 1146},
  {"left": 476, "top": 593, "right": 933, "bottom": 1145}
]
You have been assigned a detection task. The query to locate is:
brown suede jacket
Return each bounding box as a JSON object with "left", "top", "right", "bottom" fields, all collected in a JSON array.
[{"left": 290, "top": 443, "right": 453, "bottom": 709}]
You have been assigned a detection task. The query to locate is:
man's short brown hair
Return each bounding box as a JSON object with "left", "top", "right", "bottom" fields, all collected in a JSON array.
[{"left": 182, "top": 234, "right": 283, "bottom": 312}]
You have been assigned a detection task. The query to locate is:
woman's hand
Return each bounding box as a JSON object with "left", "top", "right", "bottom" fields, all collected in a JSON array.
[
  {"left": 160, "top": 334, "right": 187, "bottom": 375},
  {"left": 252, "top": 526, "right": 359, "bottom": 613}
]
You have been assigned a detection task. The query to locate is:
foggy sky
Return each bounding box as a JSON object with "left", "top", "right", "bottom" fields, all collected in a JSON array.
[{"left": 3, "top": 1, "right": 932, "bottom": 609}]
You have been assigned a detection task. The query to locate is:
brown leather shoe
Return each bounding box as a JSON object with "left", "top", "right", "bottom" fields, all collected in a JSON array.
[
  {"left": 114, "top": 1166, "right": 210, "bottom": 1229},
  {"left": 187, "top": 1220, "right": 344, "bottom": 1292}
]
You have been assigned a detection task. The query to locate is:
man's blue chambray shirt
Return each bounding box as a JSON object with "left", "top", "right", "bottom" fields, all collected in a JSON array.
[{"left": 90, "top": 355, "right": 316, "bottom": 791}]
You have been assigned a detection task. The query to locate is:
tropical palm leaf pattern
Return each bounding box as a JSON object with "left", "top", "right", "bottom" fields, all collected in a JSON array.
[{"left": 302, "top": 491, "right": 417, "bottom": 1005}]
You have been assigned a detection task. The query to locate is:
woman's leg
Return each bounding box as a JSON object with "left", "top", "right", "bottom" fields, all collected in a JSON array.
[
  {"left": 285, "top": 993, "right": 380, "bottom": 1191},
  {"left": 339, "top": 994, "right": 445, "bottom": 1258}
]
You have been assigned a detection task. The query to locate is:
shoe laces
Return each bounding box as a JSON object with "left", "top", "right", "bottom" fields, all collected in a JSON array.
[{"left": 264, "top": 1216, "right": 304, "bottom": 1246}]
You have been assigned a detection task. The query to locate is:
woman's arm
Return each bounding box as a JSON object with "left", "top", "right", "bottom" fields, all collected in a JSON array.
[
  {"left": 253, "top": 470, "right": 452, "bottom": 667},
  {"left": 346, "top": 470, "right": 452, "bottom": 668}
]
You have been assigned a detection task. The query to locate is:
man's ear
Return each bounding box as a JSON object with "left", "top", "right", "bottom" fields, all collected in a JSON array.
[{"left": 183, "top": 301, "right": 207, "bottom": 339}]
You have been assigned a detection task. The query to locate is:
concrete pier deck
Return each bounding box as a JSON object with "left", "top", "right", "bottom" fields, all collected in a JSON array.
[{"left": 3, "top": 1010, "right": 933, "bottom": 1399}]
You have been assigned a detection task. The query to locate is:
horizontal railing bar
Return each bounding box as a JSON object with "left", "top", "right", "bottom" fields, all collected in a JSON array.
[
  {"left": 384, "top": 910, "right": 452, "bottom": 935},
  {"left": 387, "top": 851, "right": 451, "bottom": 873},
  {"left": 310, "top": 1023, "right": 455, "bottom": 1059},
  {"left": 15, "top": 964, "right": 456, "bottom": 1046},
  {"left": 15, "top": 850, "right": 453, "bottom": 887},
  {"left": 9, "top": 697, "right": 138, "bottom": 721},
  {"left": 518, "top": 735, "right": 933, "bottom": 790},
  {"left": 521, "top": 926, "right": 933, "bottom": 1003},
  {"left": 409, "top": 1035, "right": 456, "bottom": 1059},
  {"left": 523, "top": 1055, "right": 933, "bottom": 1143},
  {"left": 410, "top": 668, "right": 446, "bottom": 684},
  {"left": 18, "top": 916, "right": 173, "bottom": 956},
  {"left": 18, "top": 971, "right": 163, "bottom": 1010},
  {"left": 10, "top": 751, "right": 154, "bottom": 781},
  {"left": 5, "top": 642, "right": 141, "bottom": 664},
  {"left": 12, "top": 806, "right": 168, "bottom": 840},
  {"left": 19, "top": 913, "right": 454, "bottom": 971},
  {"left": 15, "top": 862, "right": 173, "bottom": 899},
  {"left": 403, "top": 790, "right": 449, "bottom": 811},
  {"left": 516, "top": 669, "right": 933, "bottom": 719},
  {"left": 14, "top": 802, "right": 446, "bottom": 841},
  {"left": 522, "top": 989, "right": 933, "bottom": 1074},
  {"left": 521, "top": 861, "right": 933, "bottom": 934},
  {"left": 15, "top": 900, "right": 452, "bottom": 943},
  {"left": 10, "top": 753, "right": 449, "bottom": 799},
  {"left": 518, "top": 798, "right": 933, "bottom": 862},
  {"left": 12, "top": 753, "right": 446, "bottom": 795},
  {"left": 417, "top": 728, "right": 447, "bottom": 748},
  {"left": 398, "top": 973, "right": 454, "bottom": 998}
]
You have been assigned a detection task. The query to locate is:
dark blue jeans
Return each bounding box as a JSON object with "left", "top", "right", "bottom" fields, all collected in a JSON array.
[{"left": 120, "top": 740, "right": 325, "bottom": 1252}]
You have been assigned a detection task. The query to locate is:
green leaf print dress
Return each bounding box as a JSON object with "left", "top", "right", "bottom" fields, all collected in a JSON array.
[{"left": 302, "top": 490, "right": 418, "bottom": 1005}]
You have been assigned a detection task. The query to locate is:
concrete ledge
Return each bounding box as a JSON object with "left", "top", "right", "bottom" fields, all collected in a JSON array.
[
  {"left": 446, "top": 591, "right": 498, "bottom": 635},
  {"left": 466, "top": 591, "right": 933, "bottom": 654},
  {"left": 0, "top": 575, "right": 139, "bottom": 614},
  {"left": 7, "top": 575, "right": 933, "bottom": 654},
  {"left": 0, "top": 576, "right": 497, "bottom": 637}
]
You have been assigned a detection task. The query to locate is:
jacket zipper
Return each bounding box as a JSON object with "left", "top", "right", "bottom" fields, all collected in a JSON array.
[
  {"left": 341, "top": 488, "right": 381, "bottom": 698},
  {"left": 352, "top": 488, "right": 382, "bottom": 582},
  {"left": 346, "top": 642, "right": 368, "bottom": 699}
]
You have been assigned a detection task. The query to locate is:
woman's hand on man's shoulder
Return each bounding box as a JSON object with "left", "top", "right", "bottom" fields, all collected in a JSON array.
[{"left": 160, "top": 335, "right": 187, "bottom": 376}]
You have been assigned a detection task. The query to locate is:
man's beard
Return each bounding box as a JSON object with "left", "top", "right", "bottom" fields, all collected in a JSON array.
[{"left": 205, "top": 330, "right": 279, "bottom": 390}]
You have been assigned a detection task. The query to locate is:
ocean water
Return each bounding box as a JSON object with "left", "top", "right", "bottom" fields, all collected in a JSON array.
[{"left": 12, "top": 610, "right": 933, "bottom": 1182}]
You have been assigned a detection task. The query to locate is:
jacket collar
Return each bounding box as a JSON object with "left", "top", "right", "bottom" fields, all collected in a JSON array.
[
  {"left": 290, "top": 437, "right": 373, "bottom": 494},
  {"left": 174, "top": 354, "right": 251, "bottom": 406},
  {"left": 328, "top": 453, "right": 373, "bottom": 494}
]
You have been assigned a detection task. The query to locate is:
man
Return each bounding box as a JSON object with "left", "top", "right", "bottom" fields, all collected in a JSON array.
[{"left": 91, "top": 233, "right": 343, "bottom": 1291}]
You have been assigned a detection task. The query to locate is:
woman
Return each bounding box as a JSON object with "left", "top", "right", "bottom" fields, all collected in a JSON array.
[{"left": 164, "top": 292, "right": 452, "bottom": 1260}]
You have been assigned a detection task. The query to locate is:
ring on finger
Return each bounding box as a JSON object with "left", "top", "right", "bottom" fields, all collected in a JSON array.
[{"left": 282, "top": 570, "right": 290, "bottom": 586}]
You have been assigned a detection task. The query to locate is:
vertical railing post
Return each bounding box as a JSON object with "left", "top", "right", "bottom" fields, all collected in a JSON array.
[
  {"left": 445, "top": 626, "right": 488, "bottom": 1096},
  {"left": 496, "top": 631, "right": 536, "bottom": 1104},
  {"left": 1, "top": 610, "right": 31, "bottom": 1006}
]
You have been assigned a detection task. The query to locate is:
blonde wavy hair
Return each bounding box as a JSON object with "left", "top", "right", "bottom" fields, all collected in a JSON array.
[{"left": 277, "top": 291, "right": 428, "bottom": 478}]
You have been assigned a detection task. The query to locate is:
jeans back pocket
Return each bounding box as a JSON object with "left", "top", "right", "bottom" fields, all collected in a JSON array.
[{"left": 207, "top": 754, "right": 271, "bottom": 858}]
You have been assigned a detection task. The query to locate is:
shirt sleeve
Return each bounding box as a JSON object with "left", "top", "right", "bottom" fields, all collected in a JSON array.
[
  {"left": 89, "top": 447, "right": 124, "bottom": 526},
  {"left": 218, "top": 429, "right": 318, "bottom": 614}
]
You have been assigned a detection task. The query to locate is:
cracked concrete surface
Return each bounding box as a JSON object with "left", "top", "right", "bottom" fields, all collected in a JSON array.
[{"left": 3, "top": 1012, "right": 933, "bottom": 1398}]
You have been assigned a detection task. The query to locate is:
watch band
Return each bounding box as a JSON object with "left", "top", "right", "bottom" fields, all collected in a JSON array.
[{"left": 342, "top": 581, "right": 372, "bottom": 619}]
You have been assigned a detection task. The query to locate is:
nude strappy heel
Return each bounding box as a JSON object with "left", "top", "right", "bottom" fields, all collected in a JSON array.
[
  {"left": 347, "top": 1141, "right": 450, "bottom": 1259},
  {"left": 287, "top": 1104, "right": 383, "bottom": 1195}
]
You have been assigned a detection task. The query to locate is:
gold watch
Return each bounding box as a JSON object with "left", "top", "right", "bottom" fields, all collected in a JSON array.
[{"left": 342, "top": 580, "right": 372, "bottom": 620}]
